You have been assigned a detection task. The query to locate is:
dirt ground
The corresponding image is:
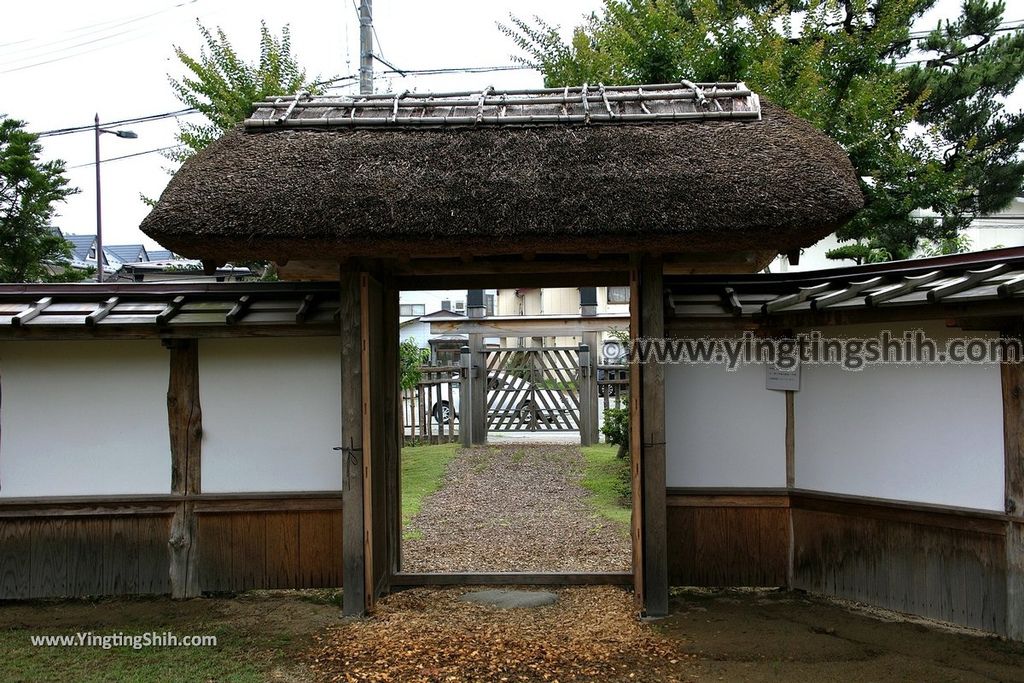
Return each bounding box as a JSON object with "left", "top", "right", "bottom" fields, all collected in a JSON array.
[
  {"left": 5, "top": 586, "right": 1024, "bottom": 682},
  {"left": 401, "top": 443, "right": 631, "bottom": 573},
  {"left": 309, "top": 586, "right": 1024, "bottom": 682}
]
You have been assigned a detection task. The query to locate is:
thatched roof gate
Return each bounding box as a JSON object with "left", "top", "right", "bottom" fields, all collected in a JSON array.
[{"left": 139, "top": 82, "right": 865, "bottom": 619}]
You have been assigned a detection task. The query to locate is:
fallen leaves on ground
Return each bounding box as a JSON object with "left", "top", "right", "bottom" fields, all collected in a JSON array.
[{"left": 308, "top": 586, "right": 694, "bottom": 682}]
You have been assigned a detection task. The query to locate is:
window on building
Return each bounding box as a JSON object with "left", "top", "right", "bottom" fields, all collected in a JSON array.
[
  {"left": 485, "top": 294, "right": 496, "bottom": 316},
  {"left": 607, "top": 286, "right": 630, "bottom": 304},
  {"left": 454, "top": 301, "right": 465, "bottom": 311},
  {"left": 399, "top": 304, "right": 425, "bottom": 317}
]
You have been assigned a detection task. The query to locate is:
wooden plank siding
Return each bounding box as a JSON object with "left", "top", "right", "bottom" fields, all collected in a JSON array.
[
  {"left": 0, "top": 496, "right": 342, "bottom": 599},
  {"left": 197, "top": 508, "right": 342, "bottom": 592},
  {"left": 789, "top": 493, "right": 1008, "bottom": 634},
  {"left": 666, "top": 493, "right": 790, "bottom": 587},
  {"left": 0, "top": 514, "right": 172, "bottom": 599},
  {"left": 667, "top": 490, "right": 1009, "bottom": 635}
]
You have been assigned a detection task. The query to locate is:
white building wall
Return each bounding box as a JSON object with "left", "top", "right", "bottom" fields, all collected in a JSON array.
[
  {"left": 665, "top": 360, "right": 788, "bottom": 488},
  {"left": 794, "top": 323, "right": 1004, "bottom": 511},
  {"left": 663, "top": 322, "right": 1005, "bottom": 510},
  {"left": 199, "top": 337, "right": 342, "bottom": 493},
  {"left": 771, "top": 198, "right": 1024, "bottom": 273},
  {"left": 399, "top": 319, "right": 431, "bottom": 349},
  {"left": 0, "top": 341, "right": 171, "bottom": 497}
]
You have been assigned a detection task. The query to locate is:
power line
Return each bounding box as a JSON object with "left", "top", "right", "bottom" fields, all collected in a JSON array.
[
  {"left": 382, "top": 65, "right": 533, "bottom": 76},
  {"left": 0, "top": 0, "right": 199, "bottom": 55},
  {"left": 35, "top": 108, "right": 199, "bottom": 138},
  {"left": 32, "top": 64, "right": 537, "bottom": 140},
  {"left": 67, "top": 145, "right": 184, "bottom": 170},
  {"left": 0, "top": 2, "right": 219, "bottom": 75},
  {"left": 906, "top": 18, "right": 1024, "bottom": 40}
]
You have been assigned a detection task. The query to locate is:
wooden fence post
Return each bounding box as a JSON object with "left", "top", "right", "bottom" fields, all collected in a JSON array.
[
  {"left": 579, "top": 342, "right": 593, "bottom": 447},
  {"left": 470, "top": 333, "right": 487, "bottom": 445},
  {"left": 166, "top": 338, "right": 201, "bottom": 599},
  {"left": 460, "top": 345, "right": 473, "bottom": 448},
  {"left": 584, "top": 331, "right": 601, "bottom": 444},
  {"left": 1002, "top": 324, "right": 1024, "bottom": 640}
]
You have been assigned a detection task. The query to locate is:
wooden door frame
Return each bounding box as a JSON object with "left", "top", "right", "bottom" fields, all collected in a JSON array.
[{"left": 343, "top": 266, "right": 665, "bottom": 617}]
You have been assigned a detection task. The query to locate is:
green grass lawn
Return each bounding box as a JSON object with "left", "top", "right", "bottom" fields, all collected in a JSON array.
[
  {"left": 581, "top": 443, "right": 633, "bottom": 529},
  {"left": 401, "top": 442, "right": 459, "bottom": 539},
  {"left": 0, "top": 591, "right": 340, "bottom": 682}
]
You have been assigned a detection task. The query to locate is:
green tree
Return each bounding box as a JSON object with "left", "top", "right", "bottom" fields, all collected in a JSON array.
[
  {"left": 164, "top": 21, "right": 319, "bottom": 278},
  {"left": 0, "top": 116, "right": 83, "bottom": 283},
  {"left": 400, "top": 338, "right": 430, "bottom": 391},
  {"left": 168, "top": 21, "right": 317, "bottom": 162},
  {"left": 502, "top": 0, "right": 1024, "bottom": 262}
]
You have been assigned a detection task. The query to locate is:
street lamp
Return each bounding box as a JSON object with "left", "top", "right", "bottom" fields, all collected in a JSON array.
[{"left": 94, "top": 114, "right": 138, "bottom": 282}]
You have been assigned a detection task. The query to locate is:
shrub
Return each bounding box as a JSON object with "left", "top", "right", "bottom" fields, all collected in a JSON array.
[{"left": 601, "top": 407, "right": 629, "bottom": 459}]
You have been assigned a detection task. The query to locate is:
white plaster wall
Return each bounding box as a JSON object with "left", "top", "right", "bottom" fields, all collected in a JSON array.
[
  {"left": 200, "top": 337, "right": 342, "bottom": 493},
  {"left": 794, "top": 323, "right": 1004, "bottom": 511},
  {"left": 0, "top": 341, "right": 171, "bottom": 497},
  {"left": 665, "top": 361, "right": 787, "bottom": 488},
  {"left": 399, "top": 319, "right": 431, "bottom": 350}
]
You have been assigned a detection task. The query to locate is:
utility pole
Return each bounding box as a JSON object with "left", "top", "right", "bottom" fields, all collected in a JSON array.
[{"left": 358, "top": 0, "right": 373, "bottom": 95}]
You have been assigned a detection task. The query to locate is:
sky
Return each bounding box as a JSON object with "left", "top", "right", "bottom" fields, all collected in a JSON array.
[{"left": 0, "top": 0, "right": 1010, "bottom": 252}]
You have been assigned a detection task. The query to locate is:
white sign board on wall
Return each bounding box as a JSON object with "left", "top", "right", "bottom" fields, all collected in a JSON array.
[{"left": 765, "top": 362, "right": 800, "bottom": 391}]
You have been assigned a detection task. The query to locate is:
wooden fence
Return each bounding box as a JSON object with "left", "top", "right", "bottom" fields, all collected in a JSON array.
[
  {"left": 402, "top": 365, "right": 460, "bottom": 444},
  {"left": 401, "top": 362, "right": 630, "bottom": 445},
  {"left": 598, "top": 364, "right": 629, "bottom": 412}
]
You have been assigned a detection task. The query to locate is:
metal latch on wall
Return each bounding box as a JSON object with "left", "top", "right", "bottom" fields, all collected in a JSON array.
[{"left": 333, "top": 438, "right": 362, "bottom": 490}]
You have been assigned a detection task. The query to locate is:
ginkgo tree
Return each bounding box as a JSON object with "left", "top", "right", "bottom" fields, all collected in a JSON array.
[
  {"left": 162, "top": 21, "right": 320, "bottom": 277},
  {"left": 503, "top": 0, "right": 1024, "bottom": 263}
]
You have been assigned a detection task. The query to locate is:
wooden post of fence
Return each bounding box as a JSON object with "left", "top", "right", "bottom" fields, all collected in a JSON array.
[
  {"left": 584, "top": 331, "right": 601, "bottom": 444},
  {"left": 579, "top": 342, "right": 593, "bottom": 447},
  {"left": 1002, "top": 323, "right": 1024, "bottom": 640},
  {"left": 460, "top": 345, "right": 473, "bottom": 448},
  {"left": 340, "top": 270, "right": 366, "bottom": 616},
  {"left": 470, "top": 333, "right": 487, "bottom": 445},
  {"left": 167, "top": 338, "right": 201, "bottom": 599}
]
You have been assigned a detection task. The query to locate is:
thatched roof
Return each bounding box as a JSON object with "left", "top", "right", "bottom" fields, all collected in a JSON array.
[{"left": 141, "top": 83, "right": 863, "bottom": 262}]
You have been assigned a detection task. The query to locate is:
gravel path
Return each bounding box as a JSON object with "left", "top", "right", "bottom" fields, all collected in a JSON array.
[{"left": 402, "top": 443, "right": 631, "bottom": 573}]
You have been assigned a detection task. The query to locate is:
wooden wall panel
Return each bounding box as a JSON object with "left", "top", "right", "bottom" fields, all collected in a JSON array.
[
  {"left": 196, "top": 513, "right": 233, "bottom": 592},
  {"left": 0, "top": 499, "right": 337, "bottom": 600},
  {"left": 265, "top": 512, "right": 300, "bottom": 589},
  {"left": 197, "top": 508, "right": 342, "bottom": 593},
  {"left": 667, "top": 496, "right": 789, "bottom": 587},
  {"left": 0, "top": 515, "right": 171, "bottom": 600},
  {"left": 138, "top": 516, "right": 173, "bottom": 595},
  {"left": 792, "top": 506, "right": 1007, "bottom": 633},
  {"left": 0, "top": 520, "right": 33, "bottom": 597}
]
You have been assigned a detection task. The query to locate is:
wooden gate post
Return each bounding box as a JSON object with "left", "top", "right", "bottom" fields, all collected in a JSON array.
[
  {"left": 340, "top": 270, "right": 366, "bottom": 616},
  {"left": 1002, "top": 324, "right": 1024, "bottom": 640},
  {"left": 584, "top": 331, "right": 601, "bottom": 444},
  {"left": 579, "top": 342, "right": 593, "bottom": 447},
  {"left": 460, "top": 345, "right": 473, "bottom": 448},
  {"left": 469, "top": 333, "right": 487, "bottom": 445},
  {"left": 632, "top": 254, "right": 669, "bottom": 617}
]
